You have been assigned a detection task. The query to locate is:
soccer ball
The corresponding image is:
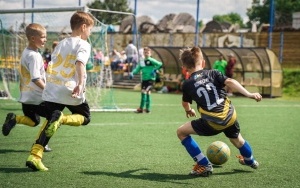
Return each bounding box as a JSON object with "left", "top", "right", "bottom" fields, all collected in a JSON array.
[{"left": 206, "top": 141, "right": 230, "bottom": 165}]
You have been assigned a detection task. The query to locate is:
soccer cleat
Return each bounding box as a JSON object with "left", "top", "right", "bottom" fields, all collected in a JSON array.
[
  {"left": 45, "top": 110, "right": 63, "bottom": 137},
  {"left": 26, "top": 155, "right": 48, "bottom": 171},
  {"left": 236, "top": 155, "right": 259, "bottom": 169},
  {"left": 2, "top": 113, "right": 17, "bottom": 136},
  {"left": 144, "top": 109, "right": 150, "bottom": 113},
  {"left": 44, "top": 145, "right": 52, "bottom": 152},
  {"left": 134, "top": 108, "right": 143, "bottom": 113},
  {"left": 189, "top": 163, "right": 213, "bottom": 177}
]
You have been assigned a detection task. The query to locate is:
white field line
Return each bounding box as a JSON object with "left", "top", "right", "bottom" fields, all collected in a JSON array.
[
  {"left": 88, "top": 121, "right": 183, "bottom": 126},
  {"left": 117, "top": 103, "right": 300, "bottom": 108},
  {"left": 1, "top": 102, "right": 299, "bottom": 108}
]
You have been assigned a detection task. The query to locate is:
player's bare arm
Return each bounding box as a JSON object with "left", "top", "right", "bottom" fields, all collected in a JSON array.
[
  {"left": 72, "top": 61, "right": 85, "bottom": 98},
  {"left": 33, "top": 78, "right": 45, "bottom": 90},
  {"left": 225, "top": 78, "right": 262, "bottom": 102},
  {"left": 182, "top": 101, "right": 197, "bottom": 118}
]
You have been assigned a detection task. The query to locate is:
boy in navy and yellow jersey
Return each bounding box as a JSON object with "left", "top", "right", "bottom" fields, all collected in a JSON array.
[{"left": 177, "top": 47, "right": 261, "bottom": 177}]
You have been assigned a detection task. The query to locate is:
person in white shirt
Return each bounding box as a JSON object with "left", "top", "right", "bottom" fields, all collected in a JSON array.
[
  {"left": 25, "top": 11, "right": 95, "bottom": 171},
  {"left": 2, "top": 23, "right": 52, "bottom": 152},
  {"left": 110, "top": 49, "right": 122, "bottom": 71},
  {"left": 124, "top": 40, "right": 138, "bottom": 71}
]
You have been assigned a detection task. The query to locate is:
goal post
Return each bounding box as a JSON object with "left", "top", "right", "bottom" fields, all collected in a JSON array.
[
  {"left": 0, "top": 7, "right": 84, "bottom": 100},
  {"left": 0, "top": 6, "right": 135, "bottom": 111}
]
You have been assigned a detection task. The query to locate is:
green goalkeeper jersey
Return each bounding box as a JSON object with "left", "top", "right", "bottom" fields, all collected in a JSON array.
[{"left": 132, "top": 57, "right": 162, "bottom": 81}]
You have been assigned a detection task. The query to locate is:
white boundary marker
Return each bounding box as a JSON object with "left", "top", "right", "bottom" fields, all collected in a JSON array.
[{"left": 90, "top": 108, "right": 136, "bottom": 112}]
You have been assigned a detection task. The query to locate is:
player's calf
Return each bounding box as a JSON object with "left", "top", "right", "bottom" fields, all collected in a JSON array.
[{"left": 45, "top": 110, "right": 63, "bottom": 137}]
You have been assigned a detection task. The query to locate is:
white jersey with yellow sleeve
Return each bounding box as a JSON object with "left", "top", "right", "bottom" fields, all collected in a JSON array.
[
  {"left": 18, "top": 48, "right": 45, "bottom": 105},
  {"left": 42, "top": 37, "right": 91, "bottom": 105}
]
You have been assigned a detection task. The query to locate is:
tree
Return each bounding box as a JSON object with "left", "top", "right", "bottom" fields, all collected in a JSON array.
[
  {"left": 246, "top": 0, "right": 300, "bottom": 28},
  {"left": 213, "top": 13, "right": 245, "bottom": 28},
  {"left": 87, "top": 0, "right": 133, "bottom": 25}
]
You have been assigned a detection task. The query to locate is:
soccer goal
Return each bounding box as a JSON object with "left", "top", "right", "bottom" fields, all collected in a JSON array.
[{"left": 0, "top": 6, "right": 135, "bottom": 111}]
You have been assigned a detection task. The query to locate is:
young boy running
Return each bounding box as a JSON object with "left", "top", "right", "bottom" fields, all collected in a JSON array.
[
  {"left": 130, "top": 47, "right": 162, "bottom": 113},
  {"left": 177, "top": 47, "right": 261, "bottom": 177},
  {"left": 2, "top": 23, "right": 52, "bottom": 152},
  {"left": 25, "top": 11, "right": 94, "bottom": 171}
]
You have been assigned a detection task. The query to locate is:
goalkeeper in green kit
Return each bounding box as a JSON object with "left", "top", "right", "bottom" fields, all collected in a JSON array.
[{"left": 129, "top": 47, "right": 162, "bottom": 113}]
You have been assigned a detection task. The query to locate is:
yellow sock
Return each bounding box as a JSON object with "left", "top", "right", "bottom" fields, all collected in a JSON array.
[
  {"left": 31, "top": 144, "right": 44, "bottom": 159},
  {"left": 16, "top": 115, "right": 35, "bottom": 127},
  {"left": 61, "top": 114, "right": 84, "bottom": 126}
]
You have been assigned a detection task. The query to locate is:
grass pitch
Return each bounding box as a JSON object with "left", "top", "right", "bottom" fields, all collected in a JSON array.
[{"left": 0, "top": 89, "right": 299, "bottom": 188}]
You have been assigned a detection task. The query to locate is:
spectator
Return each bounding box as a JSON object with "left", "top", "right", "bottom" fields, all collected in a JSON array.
[
  {"left": 94, "top": 48, "right": 103, "bottom": 65},
  {"left": 176, "top": 66, "right": 190, "bottom": 93},
  {"left": 119, "top": 50, "right": 127, "bottom": 71},
  {"left": 43, "top": 41, "right": 58, "bottom": 71},
  {"left": 213, "top": 55, "right": 227, "bottom": 75},
  {"left": 110, "top": 49, "right": 122, "bottom": 71},
  {"left": 42, "top": 48, "right": 51, "bottom": 70},
  {"left": 125, "top": 40, "right": 138, "bottom": 71},
  {"left": 226, "top": 53, "right": 236, "bottom": 96}
]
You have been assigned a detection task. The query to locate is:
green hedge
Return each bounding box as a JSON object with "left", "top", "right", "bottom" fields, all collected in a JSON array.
[{"left": 282, "top": 69, "right": 300, "bottom": 97}]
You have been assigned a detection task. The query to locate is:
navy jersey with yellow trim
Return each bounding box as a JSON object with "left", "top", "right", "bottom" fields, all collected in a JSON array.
[{"left": 182, "top": 69, "right": 236, "bottom": 127}]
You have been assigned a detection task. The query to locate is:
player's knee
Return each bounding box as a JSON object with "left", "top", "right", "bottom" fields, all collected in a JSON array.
[
  {"left": 176, "top": 127, "right": 185, "bottom": 140},
  {"left": 82, "top": 116, "right": 91, "bottom": 125},
  {"left": 33, "top": 120, "right": 40, "bottom": 127}
]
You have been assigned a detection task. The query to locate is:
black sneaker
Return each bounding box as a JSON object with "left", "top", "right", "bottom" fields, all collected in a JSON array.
[
  {"left": 134, "top": 108, "right": 143, "bottom": 113},
  {"left": 2, "top": 113, "right": 17, "bottom": 136},
  {"left": 144, "top": 109, "right": 151, "bottom": 113}
]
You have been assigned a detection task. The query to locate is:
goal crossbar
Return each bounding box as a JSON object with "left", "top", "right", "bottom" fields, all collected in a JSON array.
[{"left": 0, "top": 6, "right": 85, "bottom": 14}]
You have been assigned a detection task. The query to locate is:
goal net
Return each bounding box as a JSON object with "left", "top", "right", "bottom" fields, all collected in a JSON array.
[{"left": 0, "top": 7, "right": 134, "bottom": 111}]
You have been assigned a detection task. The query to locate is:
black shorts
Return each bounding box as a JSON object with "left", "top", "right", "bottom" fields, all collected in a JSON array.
[
  {"left": 45, "top": 100, "right": 91, "bottom": 125},
  {"left": 141, "top": 80, "right": 154, "bottom": 91},
  {"left": 191, "top": 118, "right": 240, "bottom": 138},
  {"left": 22, "top": 102, "right": 48, "bottom": 126}
]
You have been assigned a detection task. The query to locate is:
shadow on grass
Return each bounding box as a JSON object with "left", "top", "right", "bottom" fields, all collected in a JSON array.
[
  {"left": 213, "top": 169, "right": 253, "bottom": 176},
  {"left": 82, "top": 168, "right": 253, "bottom": 184},
  {"left": 0, "top": 167, "right": 33, "bottom": 173},
  {"left": 82, "top": 168, "right": 194, "bottom": 185},
  {"left": 0, "top": 149, "right": 28, "bottom": 154}
]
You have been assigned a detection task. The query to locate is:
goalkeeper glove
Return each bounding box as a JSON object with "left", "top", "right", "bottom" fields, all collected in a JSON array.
[
  {"left": 129, "top": 72, "right": 134, "bottom": 79},
  {"left": 151, "top": 69, "right": 157, "bottom": 77}
]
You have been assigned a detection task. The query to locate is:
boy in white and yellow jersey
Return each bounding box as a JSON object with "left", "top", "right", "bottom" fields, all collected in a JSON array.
[
  {"left": 25, "top": 11, "right": 95, "bottom": 171},
  {"left": 2, "top": 23, "right": 52, "bottom": 152}
]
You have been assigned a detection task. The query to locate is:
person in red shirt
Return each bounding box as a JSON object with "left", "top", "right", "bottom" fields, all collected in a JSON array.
[{"left": 225, "top": 53, "right": 236, "bottom": 96}]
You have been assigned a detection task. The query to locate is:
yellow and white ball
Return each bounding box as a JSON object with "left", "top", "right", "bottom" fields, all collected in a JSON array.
[{"left": 206, "top": 141, "right": 230, "bottom": 165}]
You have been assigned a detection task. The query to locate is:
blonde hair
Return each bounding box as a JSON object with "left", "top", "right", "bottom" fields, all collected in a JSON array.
[
  {"left": 25, "top": 23, "right": 46, "bottom": 40},
  {"left": 179, "top": 46, "right": 204, "bottom": 70},
  {"left": 70, "top": 11, "right": 94, "bottom": 30}
]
